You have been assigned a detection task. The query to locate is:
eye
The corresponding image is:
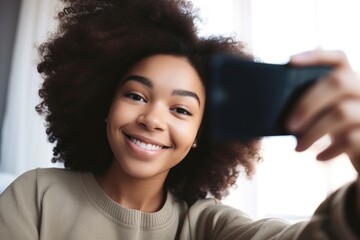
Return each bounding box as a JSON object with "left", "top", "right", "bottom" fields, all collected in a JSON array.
[
  {"left": 172, "top": 107, "right": 192, "bottom": 116},
  {"left": 126, "top": 93, "right": 147, "bottom": 102}
]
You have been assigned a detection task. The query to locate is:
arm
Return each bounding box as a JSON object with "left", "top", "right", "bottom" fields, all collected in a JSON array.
[
  {"left": 347, "top": 178, "right": 360, "bottom": 236},
  {"left": 0, "top": 169, "right": 40, "bottom": 239},
  {"left": 187, "top": 183, "right": 358, "bottom": 240},
  {"left": 357, "top": 178, "right": 360, "bottom": 226},
  {"left": 287, "top": 50, "right": 360, "bottom": 236}
]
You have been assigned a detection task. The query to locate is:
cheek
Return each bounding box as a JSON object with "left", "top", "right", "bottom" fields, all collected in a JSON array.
[
  {"left": 170, "top": 121, "right": 199, "bottom": 147},
  {"left": 107, "top": 101, "right": 135, "bottom": 124},
  {"left": 106, "top": 103, "right": 131, "bottom": 142}
]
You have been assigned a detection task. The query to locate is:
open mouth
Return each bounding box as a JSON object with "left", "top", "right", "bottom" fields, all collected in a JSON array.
[{"left": 125, "top": 134, "right": 170, "bottom": 151}]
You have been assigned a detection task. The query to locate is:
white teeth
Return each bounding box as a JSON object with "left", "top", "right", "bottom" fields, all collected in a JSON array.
[{"left": 131, "top": 137, "right": 163, "bottom": 151}]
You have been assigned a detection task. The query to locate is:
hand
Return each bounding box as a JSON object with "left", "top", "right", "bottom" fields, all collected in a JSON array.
[
  {"left": 286, "top": 50, "right": 360, "bottom": 217},
  {"left": 287, "top": 50, "right": 360, "bottom": 167}
]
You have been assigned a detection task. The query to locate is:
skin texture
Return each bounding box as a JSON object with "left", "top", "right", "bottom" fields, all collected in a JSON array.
[
  {"left": 287, "top": 49, "right": 360, "bottom": 224},
  {"left": 97, "top": 55, "right": 205, "bottom": 212}
]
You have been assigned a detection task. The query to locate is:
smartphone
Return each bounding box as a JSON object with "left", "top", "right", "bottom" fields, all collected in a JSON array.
[{"left": 207, "top": 54, "right": 331, "bottom": 141}]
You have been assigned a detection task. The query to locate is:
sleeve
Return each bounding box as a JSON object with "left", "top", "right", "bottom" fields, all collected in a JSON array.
[
  {"left": 189, "top": 182, "right": 359, "bottom": 240},
  {"left": 0, "top": 169, "right": 40, "bottom": 239},
  {"left": 296, "top": 181, "right": 359, "bottom": 240}
]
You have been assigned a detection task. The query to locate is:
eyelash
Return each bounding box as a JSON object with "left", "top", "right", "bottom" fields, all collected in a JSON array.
[
  {"left": 126, "top": 93, "right": 147, "bottom": 103},
  {"left": 171, "top": 107, "right": 192, "bottom": 116},
  {"left": 125, "top": 92, "right": 193, "bottom": 116}
]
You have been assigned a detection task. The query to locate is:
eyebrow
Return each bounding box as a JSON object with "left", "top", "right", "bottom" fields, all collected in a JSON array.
[
  {"left": 124, "top": 75, "right": 153, "bottom": 88},
  {"left": 172, "top": 89, "right": 200, "bottom": 105},
  {"left": 124, "top": 74, "right": 201, "bottom": 105}
]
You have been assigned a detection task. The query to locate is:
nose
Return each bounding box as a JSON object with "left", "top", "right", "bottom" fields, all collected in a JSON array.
[{"left": 137, "top": 103, "right": 167, "bottom": 131}]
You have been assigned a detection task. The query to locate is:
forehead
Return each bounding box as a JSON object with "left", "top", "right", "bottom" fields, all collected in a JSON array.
[{"left": 126, "top": 54, "right": 204, "bottom": 92}]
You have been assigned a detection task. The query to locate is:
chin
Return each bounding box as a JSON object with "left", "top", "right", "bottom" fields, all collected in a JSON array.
[{"left": 122, "top": 163, "right": 169, "bottom": 180}]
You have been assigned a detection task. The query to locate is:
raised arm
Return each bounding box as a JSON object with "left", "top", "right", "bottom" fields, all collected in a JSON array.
[{"left": 287, "top": 49, "right": 360, "bottom": 233}]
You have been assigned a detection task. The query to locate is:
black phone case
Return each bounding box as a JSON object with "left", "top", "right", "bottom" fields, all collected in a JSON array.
[{"left": 207, "top": 54, "right": 331, "bottom": 141}]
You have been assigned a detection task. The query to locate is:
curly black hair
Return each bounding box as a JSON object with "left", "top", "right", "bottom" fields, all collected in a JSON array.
[{"left": 36, "top": 0, "right": 262, "bottom": 204}]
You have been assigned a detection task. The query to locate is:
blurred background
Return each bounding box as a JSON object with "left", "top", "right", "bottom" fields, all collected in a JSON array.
[{"left": 0, "top": 0, "right": 358, "bottom": 222}]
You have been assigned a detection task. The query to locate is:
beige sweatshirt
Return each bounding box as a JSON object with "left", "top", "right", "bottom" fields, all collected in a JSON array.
[{"left": 0, "top": 168, "right": 358, "bottom": 240}]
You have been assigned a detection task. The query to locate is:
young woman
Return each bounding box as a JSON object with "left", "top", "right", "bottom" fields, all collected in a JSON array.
[{"left": 0, "top": 0, "right": 359, "bottom": 239}]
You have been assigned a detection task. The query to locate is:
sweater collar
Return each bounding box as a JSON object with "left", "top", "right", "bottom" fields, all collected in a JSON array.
[{"left": 80, "top": 171, "right": 178, "bottom": 229}]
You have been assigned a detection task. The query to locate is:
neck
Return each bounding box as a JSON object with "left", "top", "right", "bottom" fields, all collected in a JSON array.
[{"left": 95, "top": 162, "right": 167, "bottom": 213}]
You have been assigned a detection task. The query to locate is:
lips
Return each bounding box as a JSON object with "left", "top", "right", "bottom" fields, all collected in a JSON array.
[{"left": 125, "top": 134, "right": 171, "bottom": 151}]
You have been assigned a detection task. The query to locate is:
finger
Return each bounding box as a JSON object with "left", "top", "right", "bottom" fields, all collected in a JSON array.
[
  {"left": 317, "top": 128, "right": 360, "bottom": 172},
  {"left": 296, "top": 99, "right": 360, "bottom": 151},
  {"left": 287, "top": 70, "right": 360, "bottom": 133},
  {"left": 290, "top": 50, "right": 352, "bottom": 70},
  {"left": 344, "top": 129, "right": 360, "bottom": 173},
  {"left": 316, "top": 141, "right": 346, "bottom": 161}
]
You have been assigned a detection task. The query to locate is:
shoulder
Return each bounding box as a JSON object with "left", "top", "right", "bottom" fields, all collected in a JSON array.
[
  {"left": 16, "top": 167, "right": 78, "bottom": 183},
  {"left": 189, "top": 198, "right": 252, "bottom": 223},
  {"left": 186, "top": 197, "right": 258, "bottom": 230},
  {"left": 1, "top": 168, "right": 81, "bottom": 196},
  {"left": 185, "top": 197, "right": 290, "bottom": 239},
  {"left": 35, "top": 167, "right": 80, "bottom": 183}
]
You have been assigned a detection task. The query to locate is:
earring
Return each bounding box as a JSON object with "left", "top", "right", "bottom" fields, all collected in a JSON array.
[
  {"left": 105, "top": 118, "right": 108, "bottom": 123},
  {"left": 192, "top": 141, "right": 197, "bottom": 148}
]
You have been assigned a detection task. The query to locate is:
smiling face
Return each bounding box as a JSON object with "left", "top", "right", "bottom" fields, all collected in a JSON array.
[{"left": 106, "top": 54, "right": 205, "bottom": 181}]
